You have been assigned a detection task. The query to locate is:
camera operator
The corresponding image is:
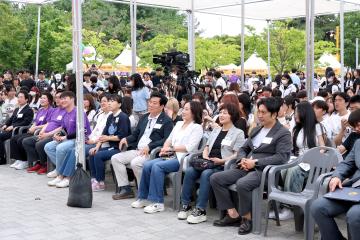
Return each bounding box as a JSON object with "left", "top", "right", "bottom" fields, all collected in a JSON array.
[{"left": 152, "top": 67, "right": 163, "bottom": 88}]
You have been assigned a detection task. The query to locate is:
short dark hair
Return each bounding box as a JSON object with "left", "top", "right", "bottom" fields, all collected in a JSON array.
[
  {"left": 130, "top": 73, "right": 145, "bottom": 91},
  {"left": 291, "top": 68, "right": 297, "bottom": 73},
  {"left": 17, "top": 90, "right": 29, "bottom": 100},
  {"left": 214, "top": 71, "right": 222, "bottom": 79},
  {"left": 297, "top": 90, "right": 307, "bottom": 99},
  {"left": 83, "top": 72, "right": 91, "bottom": 77},
  {"left": 108, "top": 94, "right": 122, "bottom": 104},
  {"left": 284, "top": 95, "right": 296, "bottom": 109},
  {"left": 219, "top": 102, "right": 240, "bottom": 124},
  {"left": 150, "top": 91, "right": 167, "bottom": 106},
  {"left": 333, "top": 92, "right": 350, "bottom": 103},
  {"left": 189, "top": 101, "right": 203, "bottom": 124},
  {"left": 271, "top": 88, "right": 282, "bottom": 97},
  {"left": 312, "top": 100, "right": 328, "bottom": 113},
  {"left": 317, "top": 90, "right": 329, "bottom": 98},
  {"left": 262, "top": 86, "right": 272, "bottom": 93},
  {"left": 155, "top": 67, "right": 163, "bottom": 72},
  {"left": 182, "top": 94, "right": 192, "bottom": 103},
  {"left": 348, "top": 109, "right": 360, "bottom": 128},
  {"left": 257, "top": 97, "right": 281, "bottom": 116},
  {"left": 60, "top": 91, "right": 75, "bottom": 99},
  {"left": 349, "top": 95, "right": 360, "bottom": 105}
]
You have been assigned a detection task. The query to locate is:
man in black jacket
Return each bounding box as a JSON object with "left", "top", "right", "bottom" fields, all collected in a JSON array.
[
  {"left": 111, "top": 92, "right": 173, "bottom": 200},
  {"left": 1, "top": 90, "right": 33, "bottom": 165}
]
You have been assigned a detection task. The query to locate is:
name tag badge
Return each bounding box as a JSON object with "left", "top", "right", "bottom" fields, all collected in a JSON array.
[
  {"left": 262, "top": 137, "right": 272, "bottom": 144},
  {"left": 44, "top": 87, "right": 48, "bottom": 91},
  {"left": 115, "top": 117, "right": 119, "bottom": 123},
  {"left": 154, "top": 124, "right": 162, "bottom": 129},
  {"left": 18, "top": 114, "right": 23, "bottom": 118},
  {"left": 39, "top": 116, "right": 45, "bottom": 121},
  {"left": 221, "top": 139, "right": 232, "bottom": 146},
  {"left": 57, "top": 115, "right": 62, "bottom": 121}
]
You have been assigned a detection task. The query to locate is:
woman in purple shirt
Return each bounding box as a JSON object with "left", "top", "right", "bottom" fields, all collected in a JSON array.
[{"left": 10, "top": 92, "right": 54, "bottom": 170}]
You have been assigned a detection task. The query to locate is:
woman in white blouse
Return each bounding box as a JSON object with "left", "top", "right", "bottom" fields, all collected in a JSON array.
[
  {"left": 279, "top": 74, "right": 297, "bottom": 98},
  {"left": 132, "top": 101, "right": 204, "bottom": 213}
]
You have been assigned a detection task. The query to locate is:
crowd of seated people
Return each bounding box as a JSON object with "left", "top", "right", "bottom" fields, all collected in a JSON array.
[{"left": 1, "top": 66, "right": 360, "bottom": 237}]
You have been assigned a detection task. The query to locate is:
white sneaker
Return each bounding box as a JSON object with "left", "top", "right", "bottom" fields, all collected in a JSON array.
[
  {"left": 131, "top": 199, "right": 149, "bottom": 209},
  {"left": 10, "top": 160, "right": 22, "bottom": 168},
  {"left": 178, "top": 205, "right": 192, "bottom": 220},
  {"left": 144, "top": 203, "right": 165, "bottom": 214},
  {"left": 56, "top": 178, "right": 70, "bottom": 188},
  {"left": 47, "top": 170, "right": 57, "bottom": 178},
  {"left": 48, "top": 176, "right": 62, "bottom": 186},
  {"left": 14, "top": 161, "right": 28, "bottom": 170},
  {"left": 278, "top": 208, "right": 294, "bottom": 221},
  {"left": 186, "top": 208, "right": 207, "bottom": 224}
]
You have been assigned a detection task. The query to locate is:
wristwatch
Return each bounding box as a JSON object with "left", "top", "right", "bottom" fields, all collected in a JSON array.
[{"left": 254, "top": 159, "right": 259, "bottom": 167}]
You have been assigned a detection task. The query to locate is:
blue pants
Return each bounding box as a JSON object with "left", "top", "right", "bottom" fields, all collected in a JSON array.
[
  {"left": 138, "top": 158, "right": 180, "bottom": 203},
  {"left": 44, "top": 140, "right": 75, "bottom": 173},
  {"left": 181, "top": 166, "right": 221, "bottom": 209},
  {"left": 89, "top": 147, "right": 120, "bottom": 182},
  {"left": 58, "top": 144, "right": 95, "bottom": 177},
  {"left": 311, "top": 197, "right": 360, "bottom": 240}
]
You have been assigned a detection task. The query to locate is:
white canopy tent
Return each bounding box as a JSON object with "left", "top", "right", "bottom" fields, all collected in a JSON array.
[
  {"left": 318, "top": 53, "right": 341, "bottom": 69},
  {"left": 6, "top": 0, "right": 360, "bottom": 175},
  {"left": 243, "top": 53, "right": 268, "bottom": 74},
  {"left": 114, "top": 44, "right": 140, "bottom": 66}
]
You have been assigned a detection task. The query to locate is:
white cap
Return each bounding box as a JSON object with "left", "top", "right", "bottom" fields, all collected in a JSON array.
[
  {"left": 55, "top": 74, "right": 62, "bottom": 80},
  {"left": 310, "top": 96, "right": 325, "bottom": 103}
]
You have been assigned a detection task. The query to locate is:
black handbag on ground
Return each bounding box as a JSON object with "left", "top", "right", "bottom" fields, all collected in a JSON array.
[
  {"left": 190, "top": 156, "right": 216, "bottom": 171},
  {"left": 67, "top": 163, "right": 93, "bottom": 208}
]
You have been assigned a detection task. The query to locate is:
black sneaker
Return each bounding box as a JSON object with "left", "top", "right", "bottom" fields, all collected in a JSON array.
[
  {"left": 213, "top": 214, "right": 242, "bottom": 227},
  {"left": 238, "top": 218, "right": 252, "bottom": 235},
  {"left": 177, "top": 204, "right": 192, "bottom": 220},
  {"left": 187, "top": 208, "right": 207, "bottom": 224}
]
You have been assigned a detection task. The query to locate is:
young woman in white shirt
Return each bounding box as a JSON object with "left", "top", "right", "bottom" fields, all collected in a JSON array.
[{"left": 131, "top": 101, "right": 204, "bottom": 213}]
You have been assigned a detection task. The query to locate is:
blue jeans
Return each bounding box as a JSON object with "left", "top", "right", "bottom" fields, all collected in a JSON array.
[
  {"left": 58, "top": 144, "right": 95, "bottom": 177},
  {"left": 284, "top": 165, "right": 308, "bottom": 192},
  {"left": 138, "top": 158, "right": 180, "bottom": 203},
  {"left": 311, "top": 197, "right": 360, "bottom": 240},
  {"left": 44, "top": 140, "right": 75, "bottom": 173},
  {"left": 89, "top": 147, "right": 120, "bottom": 182},
  {"left": 181, "top": 166, "right": 222, "bottom": 209}
]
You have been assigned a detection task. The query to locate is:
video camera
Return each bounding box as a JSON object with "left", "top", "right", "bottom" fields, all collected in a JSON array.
[{"left": 153, "top": 51, "right": 200, "bottom": 98}]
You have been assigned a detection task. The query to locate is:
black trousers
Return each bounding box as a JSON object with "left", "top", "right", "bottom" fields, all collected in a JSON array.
[
  {"left": 22, "top": 136, "right": 52, "bottom": 166},
  {"left": 10, "top": 133, "right": 33, "bottom": 161},
  {"left": 0, "top": 131, "right": 13, "bottom": 165},
  {"left": 210, "top": 168, "right": 261, "bottom": 216}
]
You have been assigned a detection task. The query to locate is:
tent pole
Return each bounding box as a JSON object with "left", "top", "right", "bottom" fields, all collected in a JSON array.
[
  {"left": 266, "top": 19, "right": 271, "bottom": 83},
  {"left": 190, "top": 0, "right": 195, "bottom": 71},
  {"left": 187, "top": 11, "right": 192, "bottom": 70},
  {"left": 240, "top": 0, "right": 245, "bottom": 91},
  {"left": 305, "top": 0, "right": 315, "bottom": 99},
  {"left": 340, "top": 0, "right": 345, "bottom": 91},
  {"left": 34, "top": 5, "right": 41, "bottom": 81},
  {"left": 130, "top": 0, "right": 137, "bottom": 74},
  {"left": 356, "top": 38, "right": 359, "bottom": 68},
  {"left": 72, "top": 0, "right": 86, "bottom": 168}
]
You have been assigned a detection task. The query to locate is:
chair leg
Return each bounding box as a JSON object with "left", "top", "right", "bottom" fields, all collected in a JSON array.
[
  {"left": 251, "top": 188, "right": 262, "bottom": 234},
  {"left": 110, "top": 164, "right": 119, "bottom": 194},
  {"left": 263, "top": 200, "right": 271, "bottom": 237},
  {"left": 294, "top": 206, "right": 304, "bottom": 232},
  {"left": 273, "top": 201, "right": 281, "bottom": 226},
  {"left": 304, "top": 203, "right": 315, "bottom": 240}
]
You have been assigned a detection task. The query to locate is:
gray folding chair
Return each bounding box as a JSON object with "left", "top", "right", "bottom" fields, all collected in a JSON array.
[
  {"left": 264, "top": 146, "right": 342, "bottom": 240},
  {"left": 5, "top": 125, "right": 31, "bottom": 164}
]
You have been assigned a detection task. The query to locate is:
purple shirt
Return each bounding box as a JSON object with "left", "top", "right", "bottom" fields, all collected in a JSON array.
[
  {"left": 34, "top": 107, "right": 54, "bottom": 126},
  {"left": 229, "top": 74, "right": 239, "bottom": 83},
  {"left": 44, "top": 107, "right": 67, "bottom": 133},
  {"left": 61, "top": 108, "right": 92, "bottom": 137}
]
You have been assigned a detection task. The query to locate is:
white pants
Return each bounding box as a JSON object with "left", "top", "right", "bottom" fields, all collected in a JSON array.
[{"left": 111, "top": 150, "right": 149, "bottom": 187}]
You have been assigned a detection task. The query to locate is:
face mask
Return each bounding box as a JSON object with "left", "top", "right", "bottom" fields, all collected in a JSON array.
[
  {"left": 328, "top": 78, "right": 333, "bottom": 83},
  {"left": 29, "top": 91, "right": 36, "bottom": 96},
  {"left": 281, "top": 80, "right": 288, "bottom": 85}
]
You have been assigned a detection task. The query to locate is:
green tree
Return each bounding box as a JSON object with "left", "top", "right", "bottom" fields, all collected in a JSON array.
[{"left": 0, "top": 3, "right": 29, "bottom": 71}]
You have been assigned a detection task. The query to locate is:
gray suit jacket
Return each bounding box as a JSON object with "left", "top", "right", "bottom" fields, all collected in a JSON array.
[
  {"left": 207, "top": 126, "right": 245, "bottom": 159},
  {"left": 332, "top": 138, "right": 360, "bottom": 186},
  {"left": 236, "top": 121, "right": 292, "bottom": 170}
]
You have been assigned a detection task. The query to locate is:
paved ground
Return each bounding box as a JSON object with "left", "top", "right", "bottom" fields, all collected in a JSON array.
[{"left": 0, "top": 165, "right": 332, "bottom": 240}]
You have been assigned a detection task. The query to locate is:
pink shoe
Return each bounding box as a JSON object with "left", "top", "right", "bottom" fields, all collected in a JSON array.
[{"left": 93, "top": 181, "right": 105, "bottom": 192}]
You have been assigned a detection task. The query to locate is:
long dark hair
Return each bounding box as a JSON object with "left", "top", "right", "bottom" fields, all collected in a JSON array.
[
  {"left": 108, "top": 75, "right": 120, "bottom": 94},
  {"left": 131, "top": 73, "right": 145, "bottom": 91},
  {"left": 292, "top": 102, "right": 318, "bottom": 155}
]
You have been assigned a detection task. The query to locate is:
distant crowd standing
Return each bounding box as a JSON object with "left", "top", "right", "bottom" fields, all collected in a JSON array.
[{"left": 1, "top": 65, "right": 360, "bottom": 238}]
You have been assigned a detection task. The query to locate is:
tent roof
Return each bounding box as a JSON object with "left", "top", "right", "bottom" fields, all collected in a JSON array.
[
  {"left": 114, "top": 44, "right": 140, "bottom": 66},
  {"left": 7, "top": 0, "right": 360, "bottom": 21},
  {"left": 243, "top": 53, "right": 267, "bottom": 69},
  {"left": 317, "top": 53, "right": 341, "bottom": 68}
]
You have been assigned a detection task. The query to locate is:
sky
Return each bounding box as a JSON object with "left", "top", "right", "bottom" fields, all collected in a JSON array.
[{"left": 196, "top": 12, "right": 268, "bottom": 38}]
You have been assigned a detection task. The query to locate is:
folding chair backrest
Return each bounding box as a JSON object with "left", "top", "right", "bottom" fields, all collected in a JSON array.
[
  {"left": 197, "top": 136, "right": 208, "bottom": 152},
  {"left": 302, "top": 147, "right": 342, "bottom": 191}
]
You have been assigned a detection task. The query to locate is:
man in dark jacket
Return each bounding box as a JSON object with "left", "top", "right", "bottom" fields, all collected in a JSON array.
[
  {"left": 1, "top": 90, "right": 33, "bottom": 165},
  {"left": 311, "top": 138, "right": 360, "bottom": 240},
  {"left": 210, "top": 97, "right": 292, "bottom": 235},
  {"left": 111, "top": 92, "right": 173, "bottom": 200}
]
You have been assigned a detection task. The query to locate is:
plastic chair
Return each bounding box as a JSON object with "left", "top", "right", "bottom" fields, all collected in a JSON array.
[
  {"left": 149, "top": 136, "right": 208, "bottom": 211},
  {"left": 263, "top": 147, "right": 342, "bottom": 240},
  {"left": 5, "top": 125, "right": 31, "bottom": 164}
]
